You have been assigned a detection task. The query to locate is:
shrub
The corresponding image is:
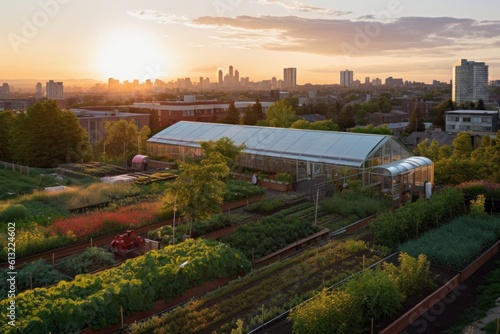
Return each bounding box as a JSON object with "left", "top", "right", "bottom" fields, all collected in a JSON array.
[
  {"left": 0, "top": 204, "right": 29, "bottom": 222},
  {"left": 371, "top": 187, "right": 465, "bottom": 248},
  {"left": 9, "top": 259, "right": 65, "bottom": 291},
  {"left": 57, "top": 247, "right": 115, "bottom": 276}
]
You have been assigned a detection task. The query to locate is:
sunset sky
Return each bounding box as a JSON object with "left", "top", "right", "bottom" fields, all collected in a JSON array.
[{"left": 1, "top": 0, "right": 500, "bottom": 85}]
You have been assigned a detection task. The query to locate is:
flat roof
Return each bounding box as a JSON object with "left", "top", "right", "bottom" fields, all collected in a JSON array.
[{"left": 445, "top": 110, "right": 499, "bottom": 115}]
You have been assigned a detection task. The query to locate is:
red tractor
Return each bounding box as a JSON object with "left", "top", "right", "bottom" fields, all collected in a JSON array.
[{"left": 109, "top": 230, "right": 145, "bottom": 255}]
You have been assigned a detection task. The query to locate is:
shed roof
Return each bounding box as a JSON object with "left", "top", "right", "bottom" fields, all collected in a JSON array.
[{"left": 148, "top": 121, "right": 409, "bottom": 167}]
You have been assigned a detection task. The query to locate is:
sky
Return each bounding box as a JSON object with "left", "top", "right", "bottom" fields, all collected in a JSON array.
[{"left": 1, "top": 0, "right": 500, "bottom": 85}]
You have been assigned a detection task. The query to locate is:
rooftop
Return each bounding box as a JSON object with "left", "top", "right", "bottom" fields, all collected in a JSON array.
[{"left": 148, "top": 121, "right": 411, "bottom": 167}]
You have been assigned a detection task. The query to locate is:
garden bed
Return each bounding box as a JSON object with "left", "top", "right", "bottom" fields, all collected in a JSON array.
[{"left": 126, "top": 239, "right": 386, "bottom": 334}]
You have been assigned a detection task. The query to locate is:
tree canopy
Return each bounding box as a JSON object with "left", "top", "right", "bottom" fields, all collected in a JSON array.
[
  {"left": 199, "top": 136, "right": 245, "bottom": 169},
  {"left": 104, "top": 119, "right": 150, "bottom": 163},
  {"left": 264, "top": 100, "right": 298, "bottom": 128},
  {"left": 0, "top": 111, "right": 15, "bottom": 161},
  {"left": 414, "top": 131, "right": 500, "bottom": 184},
  {"left": 9, "top": 100, "right": 92, "bottom": 167}
]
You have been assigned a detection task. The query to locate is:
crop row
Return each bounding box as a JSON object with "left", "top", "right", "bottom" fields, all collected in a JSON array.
[
  {"left": 0, "top": 239, "right": 252, "bottom": 334},
  {"left": 400, "top": 215, "right": 500, "bottom": 270},
  {"left": 128, "top": 239, "right": 384, "bottom": 334}
]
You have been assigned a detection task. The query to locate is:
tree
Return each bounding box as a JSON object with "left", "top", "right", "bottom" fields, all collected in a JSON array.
[
  {"left": 264, "top": 100, "right": 298, "bottom": 128},
  {"left": 309, "top": 120, "right": 339, "bottom": 131},
  {"left": 242, "top": 99, "right": 263, "bottom": 125},
  {"left": 9, "top": 100, "right": 91, "bottom": 167},
  {"left": 139, "top": 125, "right": 152, "bottom": 155},
  {"left": 252, "top": 99, "right": 264, "bottom": 121},
  {"left": 104, "top": 119, "right": 142, "bottom": 163},
  {"left": 350, "top": 124, "right": 392, "bottom": 135},
  {"left": 199, "top": 137, "right": 245, "bottom": 170},
  {"left": 223, "top": 101, "right": 240, "bottom": 124},
  {"left": 242, "top": 105, "right": 257, "bottom": 125},
  {"left": 0, "top": 111, "right": 15, "bottom": 161},
  {"left": 337, "top": 105, "right": 356, "bottom": 131},
  {"left": 431, "top": 99, "right": 454, "bottom": 128},
  {"left": 162, "top": 152, "right": 229, "bottom": 235},
  {"left": 452, "top": 132, "right": 473, "bottom": 159},
  {"left": 406, "top": 107, "right": 425, "bottom": 134},
  {"left": 290, "top": 119, "right": 339, "bottom": 131}
]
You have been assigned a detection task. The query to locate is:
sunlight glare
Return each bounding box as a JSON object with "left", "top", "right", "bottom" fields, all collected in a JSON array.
[{"left": 96, "top": 28, "right": 168, "bottom": 82}]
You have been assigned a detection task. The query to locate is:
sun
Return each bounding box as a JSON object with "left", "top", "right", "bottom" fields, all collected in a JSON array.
[{"left": 95, "top": 28, "right": 168, "bottom": 81}]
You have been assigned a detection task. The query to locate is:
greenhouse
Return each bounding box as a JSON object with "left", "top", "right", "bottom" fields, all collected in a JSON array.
[{"left": 147, "top": 121, "right": 433, "bottom": 200}]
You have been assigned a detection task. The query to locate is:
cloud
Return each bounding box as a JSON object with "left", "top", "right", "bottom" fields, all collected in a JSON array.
[
  {"left": 128, "top": 10, "right": 500, "bottom": 58},
  {"left": 127, "top": 10, "right": 190, "bottom": 25},
  {"left": 256, "top": 0, "right": 351, "bottom": 16},
  {"left": 190, "top": 15, "right": 500, "bottom": 57}
]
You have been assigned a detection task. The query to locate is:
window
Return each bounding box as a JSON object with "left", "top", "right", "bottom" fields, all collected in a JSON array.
[
  {"left": 447, "top": 115, "right": 453, "bottom": 121},
  {"left": 462, "top": 117, "right": 471, "bottom": 122},
  {"left": 459, "top": 125, "right": 471, "bottom": 130},
  {"left": 472, "top": 117, "right": 482, "bottom": 123},
  {"left": 483, "top": 117, "right": 492, "bottom": 124}
]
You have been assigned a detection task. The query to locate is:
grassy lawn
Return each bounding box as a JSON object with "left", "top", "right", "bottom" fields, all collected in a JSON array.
[{"left": 0, "top": 167, "right": 60, "bottom": 196}]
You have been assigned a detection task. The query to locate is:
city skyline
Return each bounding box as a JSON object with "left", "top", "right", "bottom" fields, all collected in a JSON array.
[{"left": 1, "top": 0, "right": 500, "bottom": 85}]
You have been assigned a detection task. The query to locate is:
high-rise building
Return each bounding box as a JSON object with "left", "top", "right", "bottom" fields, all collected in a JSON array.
[
  {"left": 36, "top": 82, "right": 42, "bottom": 97},
  {"left": 340, "top": 70, "right": 353, "bottom": 87},
  {"left": 1, "top": 83, "right": 10, "bottom": 98},
  {"left": 283, "top": 67, "right": 297, "bottom": 90},
  {"left": 218, "top": 70, "right": 223, "bottom": 86},
  {"left": 229, "top": 65, "right": 234, "bottom": 78},
  {"left": 452, "top": 59, "right": 489, "bottom": 104},
  {"left": 234, "top": 70, "right": 239, "bottom": 84},
  {"left": 46, "top": 80, "right": 64, "bottom": 99}
]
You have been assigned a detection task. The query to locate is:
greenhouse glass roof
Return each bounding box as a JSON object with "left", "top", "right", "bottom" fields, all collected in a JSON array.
[
  {"left": 148, "top": 121, "right": 408, "bottom": 167},
  {"left": 370, "top": 156, "right": 433, "bottom": 176}
]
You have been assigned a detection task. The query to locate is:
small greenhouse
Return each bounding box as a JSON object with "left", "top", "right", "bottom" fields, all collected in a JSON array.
[{"left": 147, "top": 121, "right": 433, "bottom": 200}]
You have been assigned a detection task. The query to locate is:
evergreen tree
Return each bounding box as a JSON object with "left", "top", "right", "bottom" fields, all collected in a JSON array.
[
  {"left": 242, "top": 105, "right": 257, "bottom": 125},
  {"left": 224, "top": 101, "right": 240, "bottom": 124}
]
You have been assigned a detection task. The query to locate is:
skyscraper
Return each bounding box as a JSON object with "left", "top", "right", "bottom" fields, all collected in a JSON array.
[
  {"left": 283, "top": 67, "right": 297, "bottom": 90},
  {"left": 452, "top": 59, "right": 489, "bottom": 104},
  {"left": 46, "top": 80, "right": 64, "bottom": 99},
  {"left": 340, "top": 69, "right": 353, "bottom": 87},
  {"left": 36, "top": 82, "right": 42, "bottom": 97},
  {"left": 218, "top": 69, "right": 223, "bottom": 86}
]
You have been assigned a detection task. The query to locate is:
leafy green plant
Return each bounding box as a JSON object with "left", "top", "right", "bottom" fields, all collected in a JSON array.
[
  {"left": 0, "top": 259, "right": 66, "bottom": 294},
  {"left": 56, "top": 247, "right": 116, "bottom": 276},
  {"left": 371, "top": 187, "right": 465, "bottom": 248},
  {"left": 221, "top": 215, "right": 320, "bottom": 259},
  {"left": 276, "top": 172, "right": 293, "bottom": 183},
  {"left": 290, "top": 253, "right": 435, "bottom": 334},
  {"left": 0, "top": 239, "right": 251, "bottom": 334}
]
